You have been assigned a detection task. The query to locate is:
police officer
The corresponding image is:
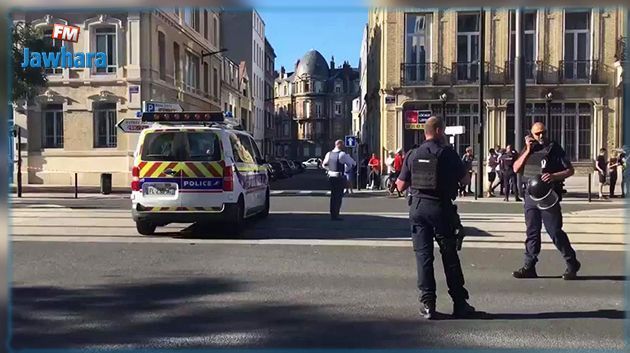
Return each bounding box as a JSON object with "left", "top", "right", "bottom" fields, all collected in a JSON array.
[
  {"left": 396, "top": 117, "right": 477, "bottom": 320},
  {"left": 512, "top": 122, "right": 581, "bottom": 280},
  {"left": 323, "top": 140, "right": 356, "bottom": 221},
  {"left": 500, "top": 145, "right": 522, "bottom": 202}
]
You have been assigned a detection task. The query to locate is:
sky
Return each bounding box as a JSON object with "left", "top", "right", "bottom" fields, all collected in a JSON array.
[{"left": 254, "top": 0, "right": 369, "bottom": 72}]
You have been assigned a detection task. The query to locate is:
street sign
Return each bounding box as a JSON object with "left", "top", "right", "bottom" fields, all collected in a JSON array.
[
  {"left": 445, "top": 125, "right": 466, "bottom": 135},
  {"left": 344, "top": 135, "right": 357, "bottom": 148},
  {"left": 116, "top": 118, "right": 152, "bottom": 133},
  {"left": 142, "top": 101, "right": 183, "bottom": 113},
  {"left": 404, "top": 110, "right": 432, "bottom": 130}
]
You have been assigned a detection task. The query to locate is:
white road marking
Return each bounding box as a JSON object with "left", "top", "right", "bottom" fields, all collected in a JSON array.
[{"left": 9, "top": 208, "right": 626, "bottom": 251}]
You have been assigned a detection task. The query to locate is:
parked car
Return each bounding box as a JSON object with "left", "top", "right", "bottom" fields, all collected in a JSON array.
[
  {"left": 264, "top": 163, "right": 276, "bottom": 182},
  {"left": 303, "top": 158, "right": 322, "bottom": 170},
  {"left": 279, "top": 160, "right": 293, "bottom": 177},
  {"left": 269, "top": 161, "right": 287, "bottom": 179},
  {"left": 287, "top": 160, "right": 299, "bottom": 174},
  {"left": 293, "top": 160, "right": 305, "bottom": 173}
]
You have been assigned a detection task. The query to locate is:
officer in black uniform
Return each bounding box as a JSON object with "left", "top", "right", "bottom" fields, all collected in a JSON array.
[
  {"left": 512, "top": 122, "right": 581, "bottom": 280},
  {"left": 499, "top": 145, "right": 521, "bottom": 202},
  {"left": 396, "top": 116, "right": 477, "bottom": 320}
]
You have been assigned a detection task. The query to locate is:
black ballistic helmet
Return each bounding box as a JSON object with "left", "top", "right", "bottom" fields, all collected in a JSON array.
[{"left": 527, "top": 174, "right": 559, "bottom": 210}]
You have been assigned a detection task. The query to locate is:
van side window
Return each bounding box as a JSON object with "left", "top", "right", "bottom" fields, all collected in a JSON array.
[
  {"left": 230, "top": 133, "right": 255, "bottom": 164},
  {"left": 247, "top": 136, "right": 263, "bottom": 162}
]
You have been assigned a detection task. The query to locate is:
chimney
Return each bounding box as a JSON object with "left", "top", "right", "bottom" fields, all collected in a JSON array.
[
  {"left": 330, "top": 56, "right": 335, "bottom": 70},
  {"left": 280, "top": 66, "right": 286, "bottom": 79}
]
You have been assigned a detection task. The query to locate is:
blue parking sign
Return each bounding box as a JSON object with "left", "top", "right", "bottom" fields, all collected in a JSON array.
[{"left": 345, "top": 135, "right": 357, "bottom": 148}]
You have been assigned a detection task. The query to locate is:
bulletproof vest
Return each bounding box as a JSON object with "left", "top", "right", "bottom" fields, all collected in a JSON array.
[
  {"left": 523, "top": 144, "right": 550, "bottom": 181},
  {"left": 501, "top": 153, "right": 515, "bottom": 172},
  {"left": 411, "top": 145, "right": 442, "bottom": 191},
  {"left": 328, "top": 151, "right": 344, "bottom": 174}
]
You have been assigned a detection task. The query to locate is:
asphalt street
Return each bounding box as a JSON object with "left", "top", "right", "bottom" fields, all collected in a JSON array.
[
  {"left": 9, "top": 170, "right": 626, "bottom": 214},
  {"left": 10, "top": 169, "right": 628, "bottom": 349},
  {"left": 11, "top": 242, "right": 625, "bottom": 349}
]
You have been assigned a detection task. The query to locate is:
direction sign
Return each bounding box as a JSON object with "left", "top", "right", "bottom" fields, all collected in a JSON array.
[
  {"left": 142, "top": 101, "right": 183, "bottom": 113},
  {"left": 445, "top": 125, "right": 465, "bottom": 135},
  {"left": 116, "top": 118, "right": 152, "bottom": 133},
  {"left": 344, "top": 135, "right": 357, "bottom": 148}
]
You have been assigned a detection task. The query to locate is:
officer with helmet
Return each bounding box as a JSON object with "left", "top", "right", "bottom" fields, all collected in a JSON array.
[
  {"left": 395, "top": 116, "right": 477, "bottom": 320},
  {"left": 512, "top": 122, "right": 581, "bottom": 280}
]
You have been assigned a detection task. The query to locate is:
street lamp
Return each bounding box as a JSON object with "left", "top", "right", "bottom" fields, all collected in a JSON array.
[
  {"left": 545, "top": 92, "right": 553, "bottom": 122},
  {"left": 439, "top": 92, "right": 448, "bottom": 120}
]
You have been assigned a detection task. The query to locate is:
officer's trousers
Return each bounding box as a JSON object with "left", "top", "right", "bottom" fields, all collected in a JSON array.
[
  {"left": 410, "top": 198, "right": 470, "bottom": 304},
  {"left": 523, "top": 194, "right": 578, "bottom": 269},
  {"left": 329, "top": 176, "right": 345, "bottom": 218}
]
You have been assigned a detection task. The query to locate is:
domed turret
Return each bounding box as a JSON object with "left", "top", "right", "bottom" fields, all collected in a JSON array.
[{"left": 295, "top": 49, "right": 329, "bottom": 79}]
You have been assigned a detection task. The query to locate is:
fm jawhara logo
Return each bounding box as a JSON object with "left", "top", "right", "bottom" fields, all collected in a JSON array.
[{"left": 21, "top": 23, "right": 107, "bottom": 69}]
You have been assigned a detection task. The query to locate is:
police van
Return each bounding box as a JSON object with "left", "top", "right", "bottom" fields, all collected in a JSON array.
[{"left": 130, "top": 111, "right": 270, "bottom": 235}]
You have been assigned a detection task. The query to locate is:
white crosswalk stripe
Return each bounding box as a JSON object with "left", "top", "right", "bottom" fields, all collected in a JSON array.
[{"left": 9, "top": 208, "right": 626, "bottom": 251}]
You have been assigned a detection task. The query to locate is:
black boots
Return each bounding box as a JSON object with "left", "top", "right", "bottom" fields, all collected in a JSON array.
[{"left": 512, "top": 266, "right": 538, "bottom": 279}]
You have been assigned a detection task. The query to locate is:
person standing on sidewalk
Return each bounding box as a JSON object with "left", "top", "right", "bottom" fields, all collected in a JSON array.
[
  {"left": 460, "top": 147, "right": 474, "bottom": 196},
  {"left": 500, "top": 145, "right": 521, "bottom": 202},
  {"left": 608, "top": 156, "right": 620, "bottom": 198},
  {"left": 368, "top": 153, "right": 381, "bottom": 190},
  {"left": 595, "top": 148, "right": 608, "bottom": 199},
  {"left": 486, "top": 148, "right": 498, "bottom": 197},
  {"left": 395, "top": 116, "right": 478, "bottom": 320},
  {"left": 323, "top": 140, "right": 356, "bottom": 221},
  {"left": 512, "top": 122, "right": 580, "bottom": 280}
]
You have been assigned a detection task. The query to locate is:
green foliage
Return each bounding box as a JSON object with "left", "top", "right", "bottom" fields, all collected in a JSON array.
[{"left": 11, "top": 23, "right": 54, "bottom": 102}]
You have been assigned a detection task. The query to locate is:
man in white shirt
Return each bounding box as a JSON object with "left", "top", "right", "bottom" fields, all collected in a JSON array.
[{"left": 323, "top": 140, "right": 357, "bottom": 220}]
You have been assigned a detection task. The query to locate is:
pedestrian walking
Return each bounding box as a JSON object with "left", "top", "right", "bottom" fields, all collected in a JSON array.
[
  {"left": 500, "top": 145, "right": 521, "bottom": 202},
  {"left": 323, "top": 140, "right": 356, "bottom": 221},
  {"left": 608, "top": 156, "right": 620, "bottom": 198},
  {"left": 344, "top": 161, "right": 356, "bottom": 195},
  {"left": 486, "top": 148, "right": 498, "bottom": 197},
  {"left": 512, "top": 122, "right": 581, "bottom": 280},
  {"left": 395, "top": 116, "right": 478, "bottom": 320},
  {"left": 619, "top": 151, "right": 627, "bottom": 198},
  {"left": 595, "top": 148, "right": 608, "bottom": 199},
  {"left": 492, "top": 147, "right": 505, "bottom": 195}
]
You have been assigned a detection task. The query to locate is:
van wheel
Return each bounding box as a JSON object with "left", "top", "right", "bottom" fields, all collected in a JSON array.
[
  {"left": 260, "top": 190, "right": 270, "bottom": 219},
  {"left": 229, "top": 197, "right": 245, "bottom": 235},
  {"left": 136, "top": 221, "right": 156, "bottom": 236}
]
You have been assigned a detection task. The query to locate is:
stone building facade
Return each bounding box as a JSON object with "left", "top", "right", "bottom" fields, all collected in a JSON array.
[
  {"left": 12, "top": 9, "right": 227, "bottom": 187},
  {"left": 367, "top": 7, "right": 627, "bottom": 176},
  {"left": 274, "top": 50, "right": 360, "bottom": 160}
]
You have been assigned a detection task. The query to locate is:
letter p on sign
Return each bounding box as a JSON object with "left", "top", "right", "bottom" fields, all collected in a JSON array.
[{"left": 52, "top": 24, "right": 80, "bottom": 43}]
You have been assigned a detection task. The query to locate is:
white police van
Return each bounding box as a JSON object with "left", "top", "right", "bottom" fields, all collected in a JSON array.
[{"left": 130, "top": 111, "right": 270, "bottom": 235}]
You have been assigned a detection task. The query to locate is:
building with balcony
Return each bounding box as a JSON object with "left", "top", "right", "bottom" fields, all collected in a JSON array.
[
  {"left": 221, "top": 56, "right": 252, "bottom": 132},
  {"left": 263, "top": 39, "right": 276, "bottom": 159},
  {"left": 274, "top": 50, "right": 359, "bottom": 160},
  {"left": 221, "top": 9, "right": 267, "bottom": 151},
  {"left": 368, "top": 7, "right": 626, "bottom": 174},
  {"left": 11, "top": 9, "right": 224, "bottom": 187}
]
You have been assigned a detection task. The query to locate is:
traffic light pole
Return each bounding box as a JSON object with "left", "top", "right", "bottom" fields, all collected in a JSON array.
[
  {"left": 477, "top": 8, "right": 485, "bottom": 198},
  {"left": 515, "top": 8, "right": 525, "bottom": 196},
  {"left": 16, "top": 126, "right": 22, "bottom": 198}
]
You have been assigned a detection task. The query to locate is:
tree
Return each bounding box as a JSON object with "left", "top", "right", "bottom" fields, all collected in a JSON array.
[{"left": 11, "top": 23, "right": 53, "bottom": 102}]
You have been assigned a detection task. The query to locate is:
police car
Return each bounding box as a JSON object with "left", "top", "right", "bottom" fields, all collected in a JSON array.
[{"left": 130, "top": 111, "right": 270, "bottom": 235}]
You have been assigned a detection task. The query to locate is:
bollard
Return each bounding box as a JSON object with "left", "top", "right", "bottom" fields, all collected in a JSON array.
[
  {"left": 74, "top": 173, "right": 78, "bottom": 199},
  {"left": 474, "top": 172, "right": 478, "bottom": 200},
  {"left": 588, "top": 173, "right": 591, "bottom": 203}
]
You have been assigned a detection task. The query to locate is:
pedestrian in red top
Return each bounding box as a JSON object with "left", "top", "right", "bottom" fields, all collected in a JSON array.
[
  {"left": 368, "top": 153, "right": 381, "bottom": 190},
  {"left": 389, "top": 148, "right": 405, "bottom": 196}
]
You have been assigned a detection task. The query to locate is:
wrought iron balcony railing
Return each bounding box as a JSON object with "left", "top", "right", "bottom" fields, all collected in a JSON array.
[
  {"left": 504, "top": 60, "right": 543, "bottom": 84},
  {"left": 451, "top": 61, "right": 490, "bottom": 84},
  {"left": 559, "top": 60, "right": 600, "bottom": 83},
  {"left": 400, "top": 62, "right": 439, "bottom": 85}
]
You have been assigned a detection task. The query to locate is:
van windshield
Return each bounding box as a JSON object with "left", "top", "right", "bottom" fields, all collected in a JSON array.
[{"left": 141, "top": 131, "right": 222, "bottom": 161}]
